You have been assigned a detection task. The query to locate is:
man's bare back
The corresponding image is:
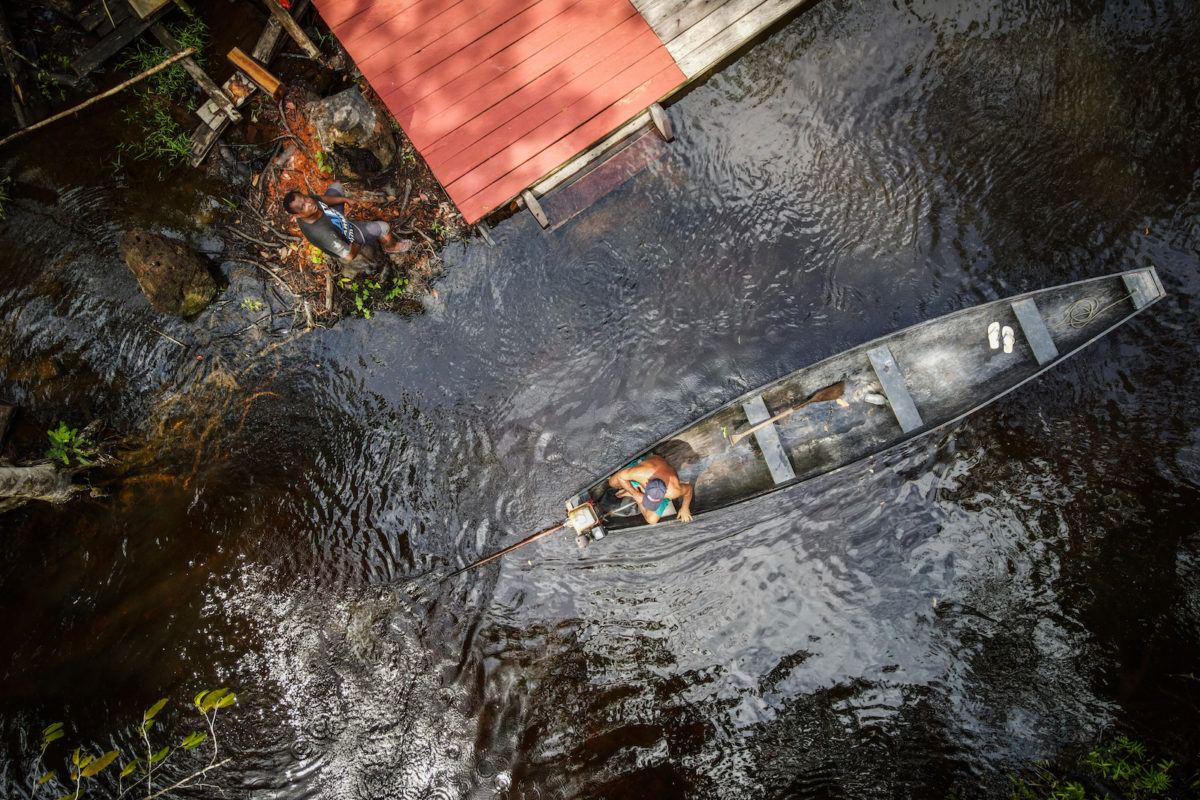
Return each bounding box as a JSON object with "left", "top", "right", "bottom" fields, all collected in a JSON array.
[{"left": 608, "top": 454, "right": 694, "bottom": 524}]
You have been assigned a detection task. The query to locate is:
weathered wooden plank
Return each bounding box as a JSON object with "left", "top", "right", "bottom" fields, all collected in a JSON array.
[
  {"left": 867, "top": 345, "right": 924, "bottom": 434},
  {"left": 261, "top": 0, "right": 322, "bottom": 60},
  {"left": 70, "top": 8, "right": 162, "bottom": 76},
  {"left": 79, "top": 0, "right": 131, "bottom": 34},
  {"left": 672, "top": 0, "right": 807, "bottom": 77},
  {"left": 440, "top": 40, "right": 675, "bottom": 190},
  {"left": 629, "top": 0, "right": 688, "bottom": 31},
  {"left": 423, "top": 24, "right": 662, "bottom": 179},
  {"left": 743, "top": 395, "right": 798, "bottom": 485},
  {"left": 528, "top": 108, "right": 651, "bottom": 196},
  {"left": 1011, "top": 298, "right": 1059, "bottom": 366},
  {"left": 454, "top": 62, "right": 680, "bottom": 221},
  {"left": 129, "top": 0, "right": 171, "bottom": 19},
  {"left": 650, "top": 0, "right": 731, "bottom": 47},
  {"left": 395, "top": 0, "right": 635, "bottom": 139}
]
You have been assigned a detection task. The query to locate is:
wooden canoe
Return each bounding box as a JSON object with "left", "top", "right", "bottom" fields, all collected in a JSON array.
[{"left": 565, "top": 268, "right": 1165, "bottom": 537}]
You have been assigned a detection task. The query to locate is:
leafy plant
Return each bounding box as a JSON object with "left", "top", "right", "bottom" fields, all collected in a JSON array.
[
  {"left": 28, "top": 688, "right": 238, "bottom": 800},
  {"left": 384, "top": 275, "right": 409, "bottom": 301},
  {"left": 114, "top": 17, "right": 209, "bottom": 167},
  {"left": 315, "top": 150, "right": 333, "bottom": 174},
  {"left": 310, "top": 246, "right": 325, "bottom": 265},
  {"left": 339, "top": 276, "right": 381, "bottom": 318},
  {"left": 1009, "top": 736, "right": 1182, "bottom": 800},
  {"left": 240, "top": 298, "right": 264, "bottom": 312},
  {"left": 45, "top": 422, "right": 92, "bottom": 467}
]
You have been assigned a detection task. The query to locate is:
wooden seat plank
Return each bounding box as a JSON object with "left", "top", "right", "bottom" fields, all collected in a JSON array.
[
  {"left": 1011, "top": 297, "right": 1059, "bottom": 366},
  {"left": 395, "top": 0, "right": 635, "bottom": 137},
  {"left": 426, "top": 27, "right": 665, "bottom": 181},
  {"left": 454, "top": 62, "right": 681, "bottom": 221},
  {"left": 867, "top": 345, "right": 924, "bottom": 434},
  {"left": 445, "top": 47, "right": 678, "bottom": 197},
  {"left": 742, "top": 396, "right": 798, "bottom": 485}
]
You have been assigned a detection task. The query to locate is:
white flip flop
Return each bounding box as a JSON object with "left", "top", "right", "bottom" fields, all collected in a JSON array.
[
  {"left": 988, "top": 321, "right": 1000, "bottom": 349},
  {"left": 1002, "top": 325, "right": 1015, "bottom": 354}
]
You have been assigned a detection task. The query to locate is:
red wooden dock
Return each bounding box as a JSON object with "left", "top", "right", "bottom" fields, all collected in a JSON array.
[{"left": 312, "top": 0, "right": 685, "bottom": 223}]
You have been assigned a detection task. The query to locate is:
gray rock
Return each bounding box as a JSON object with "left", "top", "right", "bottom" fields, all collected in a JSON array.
[{"left": 307, "top": 88, "right": 397, "bottom": 179}]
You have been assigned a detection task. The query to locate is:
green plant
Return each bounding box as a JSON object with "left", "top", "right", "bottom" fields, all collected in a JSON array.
[
  {"left": 1009, "top": 736, "right": 1181, "bottom": 800},
  {"left": 315, "top": 150, "right": 333, "bottom": 173},
  {"left": 114, "top": 17, "right": 209, "bottom": 166},
  {"left": 45, "top": 422, "right": 92, "bottom": 467},
  {"left": 384, "top": 275, "right": 409, "bottom": 301},
  {"left": 310, "top": 246, "right": 325, "bottom": 265},
  {"left": 339, "top": 276, "right": 381, "bottom": 318},
  {"left": 402, "top": 149, "right": 416, "bottom": 163},
  {"left": 430, "top": 218, "right": 445, "bottom": 237},
  {"left": 240, "top": 298, "right": 264, "bottom": 312},
  {"left": 28, "top": 689, "right": 238, "bottom": 800}
]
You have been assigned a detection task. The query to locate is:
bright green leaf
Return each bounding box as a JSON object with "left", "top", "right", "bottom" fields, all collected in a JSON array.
[
  {"left": 120, "top": 759, "right": 140, "bottom": 778},
  {"left": 38, "top": 770, "right": 55, "bottom": 784},
  {"left": 150, "top": 746, "right": 169, "bottom": 763},
  {"left": 180, "top": 731, "right": 208, "bottom": 750},
  {"left": 80, "top": 749, "right": 119, "bottom": 777},
  {"left": 216, "top": 692, "right": 237, "bottom": 709},
  {"left": 43, "top": 722, "right": 64, "bottom": 736},
  {"left": 144, "top": 698, "right": 169, "bottom": 722},
  {"left": 193, "top": 690, "right": 209, "bottom": 710},
  {"left": 44, "top": 729, "right": 65, "bottom": 744},
  {"left": 78, "top": 753, "right": 94, "bottom": 770},
  {"left": 71, "top": 747, "right": 81, "bottom": 766},
  {"left": 200, "top": 688, "right": 230, "bottom": 712}
]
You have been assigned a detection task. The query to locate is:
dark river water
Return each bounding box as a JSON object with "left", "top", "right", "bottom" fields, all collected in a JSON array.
[{"left": 3, "top": 0, "right": 1200, "bottom": 797}]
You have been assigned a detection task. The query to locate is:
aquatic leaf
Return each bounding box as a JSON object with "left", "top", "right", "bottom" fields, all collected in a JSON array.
[
  {"left": 71, "top": 747, "right": 81, "bottom": 766},
  {"left": 120, "top": 759, "right": 140, "bottom": 778},
  {"left": 78, "top": 754, "right": 94, "bottom": 770},
  {"left": 199, "top": 688, "right": 230, "bottom": 712},
  {"left": 180, "top": 731, "right": 208, "bottom": 750},
  {"left": 140, "top": 719, "right": 155, "bottom": 734},
  {"left": 143, "top": 698, "right": 169, "bottom": 721},
  {"left": 216, "top": 692, "right": 237, "bottom": 709},
  {"left": 193, "top": 690, "right": 209, "bottom": 709},
  {"left": 80, "top": 749, "right": 119, "bottom": 777},
  {"left": 44, "top": 728, "right": 65, "bottom": 745},
  {"left": 150, "top": 746, "right": 169, "bottom": 763},
  {"left": 42, "top": 722, "right": 64, "bottom": 736},
  {"left": 37, "top": 770, "right": 55, "bottom": 784}
]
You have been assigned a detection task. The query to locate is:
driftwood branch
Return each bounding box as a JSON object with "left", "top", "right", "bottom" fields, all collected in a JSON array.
[{"left": 0, "top": 47, "right": 196, "bottom": 150}]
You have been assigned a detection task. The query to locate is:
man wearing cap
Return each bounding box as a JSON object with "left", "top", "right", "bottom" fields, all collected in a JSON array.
[{"left": 608, "top": 454, "right": 694, "bottom": 524}]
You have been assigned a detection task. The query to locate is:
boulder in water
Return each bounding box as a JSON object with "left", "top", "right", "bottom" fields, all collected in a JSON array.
[{"left": 119, "top": 230, "right": 219, "bottom": 317}]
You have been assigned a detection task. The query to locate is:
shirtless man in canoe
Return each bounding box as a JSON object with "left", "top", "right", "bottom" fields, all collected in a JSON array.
[{"left": 608, "top": 454, "right": 694, "bottom": 524}]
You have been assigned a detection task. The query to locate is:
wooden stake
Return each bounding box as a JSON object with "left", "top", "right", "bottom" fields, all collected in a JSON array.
[
  {"left": 0, "top": 47, "right": 196, "bottom": 150},
  {"left": 261, "top": 0, "right": 322, "bottom": 61}
]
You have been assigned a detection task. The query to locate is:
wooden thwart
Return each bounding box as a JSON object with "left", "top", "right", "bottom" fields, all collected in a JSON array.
[
  {"left": 1011, "top": 298, "right": 1058, "bottom": 366},
  {"left": 742, "top": 395, "right": 798, "bottom": 485},
  {"left": 867, "top": 345, "right": 924, "bottom": 434}
]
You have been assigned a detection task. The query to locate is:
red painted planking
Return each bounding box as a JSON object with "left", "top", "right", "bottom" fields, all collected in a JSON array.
[
  {"left": 395, "top": 0, "right": 636, "bottom": 142},
  {"left": 435, "top": 32, "right": 675, "bottom": 186},
  {"left": 454, "top": 61, "right": 683, "bottom": 221},
  {"left": 416, "top": 14, "right": 654, "bottom": 161}
]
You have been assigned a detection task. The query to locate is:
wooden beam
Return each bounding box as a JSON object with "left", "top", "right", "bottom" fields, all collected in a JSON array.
[
  {"left": 227, "top": 47, "right": 282, "bottom": 99},
  {"left": 260, "top": 0, "right": 321, "bottom": 61},
  {"left": 520, "top": 190, "right": 549, "bottom": 229},
  {"left": 149, "top": 23, "right": 240, "bottom": 122}
]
